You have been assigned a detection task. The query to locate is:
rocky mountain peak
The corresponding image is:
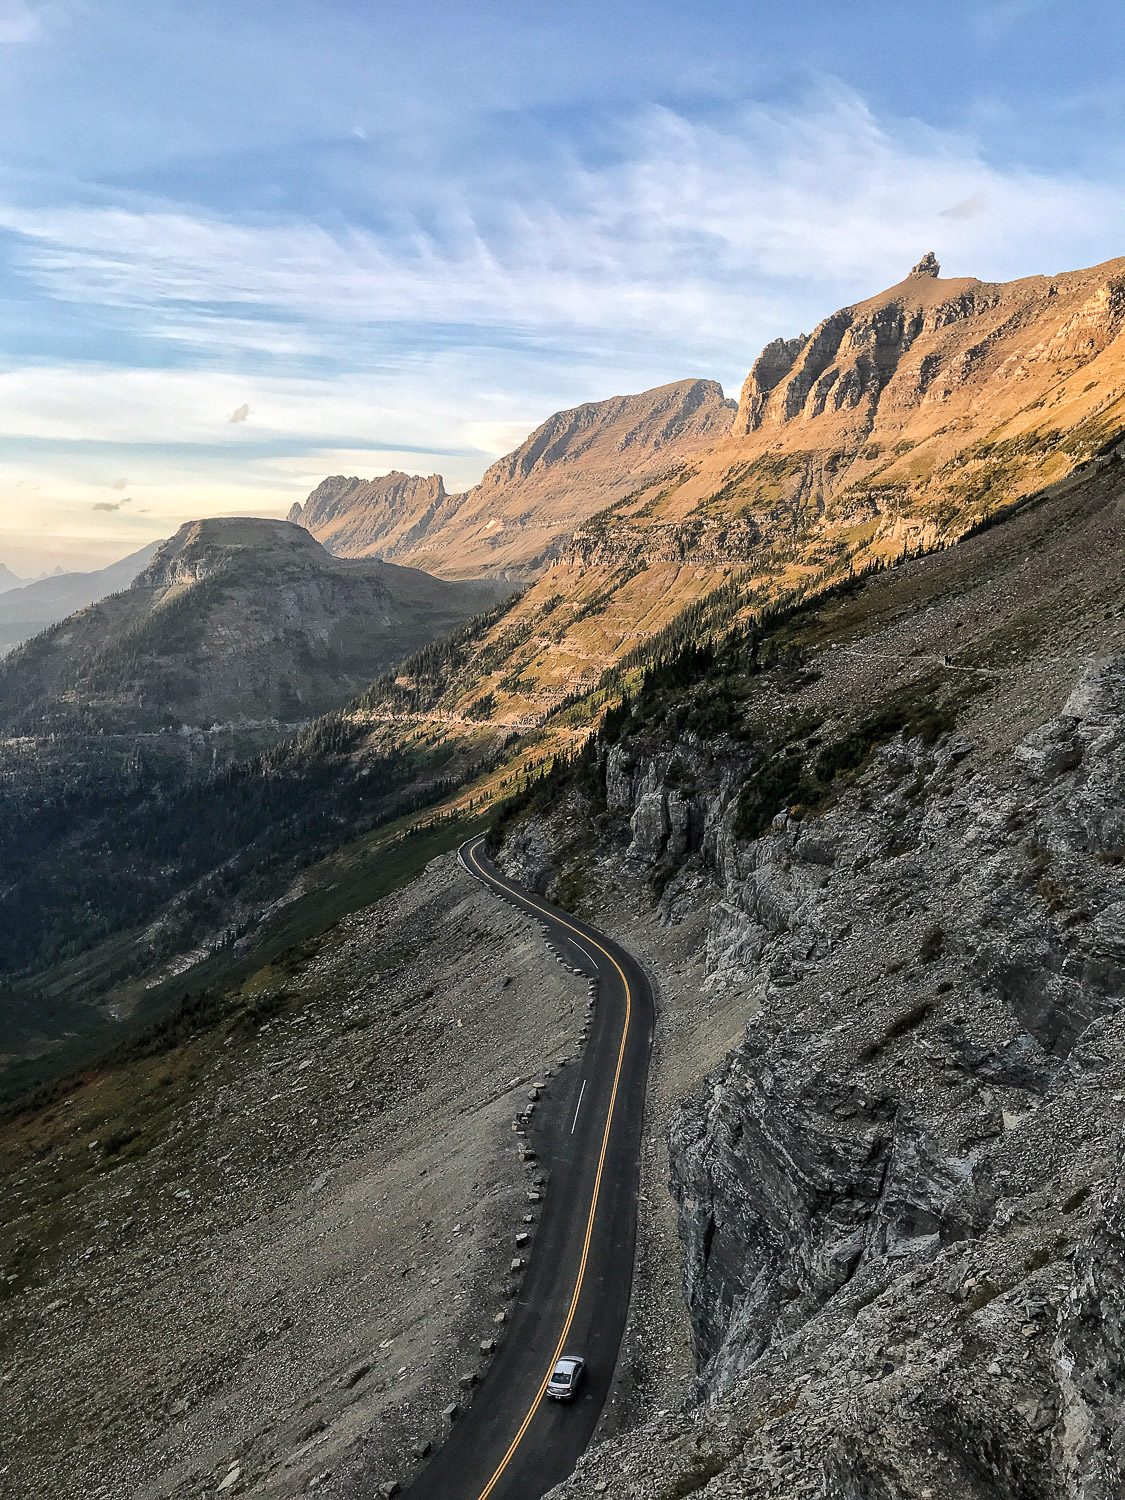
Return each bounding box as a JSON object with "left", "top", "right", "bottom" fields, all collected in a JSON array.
[
  {"left": 734, "top": 253, "right": 1125, "bottom": 439},
  {"left": 289, "top": 472, "right": 451, "bottom": 559},
  {"left": 910, "top": 249, "right": 941, "bottom": 278},
  {"left": 476, "top": 378, "right": 734, "bottom": 491},
  {"left": 292, "top": 472, "right": 447, "bottom": 530}
]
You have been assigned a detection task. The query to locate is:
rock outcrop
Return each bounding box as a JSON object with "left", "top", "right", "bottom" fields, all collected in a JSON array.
[
  {"left": 911, "top": 250, "right": 941, "bottom": 278},
  {"left": 135, "top": 516, "right": 320, "bottom": 590},
  {"left": 289, "top": 473, "right": 451, "bottom": 561},
  {"left": 556, "top": 699, "right": 1124, "bottom": 1494},
  {"left": 731, "top": 255, "right": 1125, "bottom": 456}
]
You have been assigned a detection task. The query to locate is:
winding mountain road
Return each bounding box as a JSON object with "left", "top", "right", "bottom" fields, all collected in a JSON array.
[{"left": 405, "top": 836, "right": 655, "bottom": 1500}]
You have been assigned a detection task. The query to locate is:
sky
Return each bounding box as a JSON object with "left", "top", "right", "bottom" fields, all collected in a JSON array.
[{"left": 2, "top": 1, "right": 1124, "bottom": 574}]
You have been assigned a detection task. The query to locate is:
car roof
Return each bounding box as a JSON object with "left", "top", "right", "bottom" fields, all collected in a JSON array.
[{"left": 553, "top": 1355, "right": 583, "bottom": 1372}]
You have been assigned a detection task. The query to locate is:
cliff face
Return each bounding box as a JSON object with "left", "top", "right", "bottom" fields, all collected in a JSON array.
[
  {"left": 594, "top": 254, "right": 1125, "bottom": 569},
  {"left": 293, "top": 379, "right": 735, "bottom": 578},
  {"left": 497, "top": 459, "right": 1125, "bottom": 1499},
  {"left": 733, "top": 253, "right": 1125, "bottom": 442},
  {"left": 632, "top": 658, "right": 1125, "bottom": 1499},
  {"left": 135, "top": 516, "right": 321, "bottom": 589}
]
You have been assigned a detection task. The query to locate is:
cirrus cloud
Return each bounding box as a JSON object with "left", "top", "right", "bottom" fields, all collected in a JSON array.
[{"left": 2, "top": 86, "right": 1123, "bottom": 387}]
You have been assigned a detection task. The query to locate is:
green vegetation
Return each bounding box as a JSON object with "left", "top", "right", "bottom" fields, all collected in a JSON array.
[
  {"left": 0, "top": 584, "right": 525, "bottom": 1022},
  {"left": 354, "top": 598, "right": 517, "bottom": 716},
  {"left": 0, "top": 725, "right": 429, "bottom": 980},
  {"left": 466, "top": 691, "right": 497, "bottom": 720},
  {"left": 1, "top": 810, "right": 484, "bottom": 1110},
  {"left": 701, "top": 452, "right": 808, "bottom": 514},
  {"left": 733, "top": 681, "right": 957, "bottom": 840}
]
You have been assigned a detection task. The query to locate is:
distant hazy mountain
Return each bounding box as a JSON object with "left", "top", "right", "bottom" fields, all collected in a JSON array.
[
  {"left": 0, "top": 516, "right": 503, "bottom": 736},
  {"left": 0, "top": 540, "right": 162, "bottom": 653}
]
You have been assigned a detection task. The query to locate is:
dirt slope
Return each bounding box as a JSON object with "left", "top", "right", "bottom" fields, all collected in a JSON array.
[{"left": 0, "top": 855, "right": 589, "bottom": 1500}]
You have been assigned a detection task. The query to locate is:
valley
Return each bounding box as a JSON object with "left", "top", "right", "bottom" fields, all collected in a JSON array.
[{"left": 0, "top": 542, "right": 162, "bottom": 656}]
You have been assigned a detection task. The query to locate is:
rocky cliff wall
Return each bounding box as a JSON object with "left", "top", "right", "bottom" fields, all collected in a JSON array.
[{"left": 513, "top": 653, "right": 1125, "bottom": 1499}]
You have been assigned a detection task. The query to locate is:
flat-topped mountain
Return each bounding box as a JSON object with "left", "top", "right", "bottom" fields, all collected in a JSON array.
[
  {"left": 0, "top": 517, "right": 500, "bottom": 738},
  {"left": 290, "top": 378, "right": 735, "bottom": 578}
]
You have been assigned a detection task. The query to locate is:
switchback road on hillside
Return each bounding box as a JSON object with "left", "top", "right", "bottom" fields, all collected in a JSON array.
[{"left": 405, "top": 835, "right": 655, "bottom": 1500}]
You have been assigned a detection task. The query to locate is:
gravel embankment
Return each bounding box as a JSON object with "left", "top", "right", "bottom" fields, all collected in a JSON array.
[{"left": 1, "top": 854, "right": 587, "bottom": 1500}]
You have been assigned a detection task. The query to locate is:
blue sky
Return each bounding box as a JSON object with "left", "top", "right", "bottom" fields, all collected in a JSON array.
[{"left": 2, "top": 0, "right": 1124, "bottom": 572}]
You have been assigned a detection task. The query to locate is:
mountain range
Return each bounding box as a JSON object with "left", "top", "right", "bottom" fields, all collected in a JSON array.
[
  {"left": 3, "top": 251, "right": 1124, "bottom": 1071},
  {"left": 282, "top": 253, "right": 1125, "bottom": 797},
  {"left": 288, "top": 377, "right": 735, "bottom": 579},
  {"left": 295, "top": 252, "right": 1125, "bottom": 594},
  {"left": 3, "top": 249, "right": 1125, "bottom": 1500}
]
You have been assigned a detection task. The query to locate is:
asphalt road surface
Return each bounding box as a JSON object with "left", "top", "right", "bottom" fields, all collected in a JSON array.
[{"left": 405, "top": 835, "right": 655, "bottom": 1500}]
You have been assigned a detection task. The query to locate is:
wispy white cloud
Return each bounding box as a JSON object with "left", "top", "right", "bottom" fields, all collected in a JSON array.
[
  {"left": 0, "top": 0, "right": 43, "bottom": 44},
  {"left": 0, "top": 363, "right": 503, "bottom": 460},
  {"left": 2, "top": 85, "right": 1122, "bottom": 380}
]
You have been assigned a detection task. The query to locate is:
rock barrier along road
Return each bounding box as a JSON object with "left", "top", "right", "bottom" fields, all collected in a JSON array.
[{"left": 405, "top": 835, "right": 655, "bottom": 1500}]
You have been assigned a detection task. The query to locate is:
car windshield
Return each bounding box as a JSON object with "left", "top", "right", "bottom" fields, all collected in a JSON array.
[{"left": 553, "top": 1371, "right": 571, "bottom": 1384}]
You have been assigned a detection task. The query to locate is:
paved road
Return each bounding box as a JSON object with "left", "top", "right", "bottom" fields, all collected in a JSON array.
[{"left": 405, "top": 835, "right": 655, "bottom": 1500}]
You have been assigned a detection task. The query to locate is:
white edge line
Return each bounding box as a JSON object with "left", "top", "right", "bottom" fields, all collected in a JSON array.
[
  {"left": 570, "top": 1078, "right": 587, "bottom": 1134},
  {"left": 568, "top": 938, "right": 599, "bottom": 972}
]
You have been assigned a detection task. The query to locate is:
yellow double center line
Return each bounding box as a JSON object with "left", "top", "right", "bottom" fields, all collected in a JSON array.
[{"left": 463, "top": 837, "right": 635, "bottom": 1500}]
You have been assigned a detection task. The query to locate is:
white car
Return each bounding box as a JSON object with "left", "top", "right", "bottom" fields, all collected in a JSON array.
[{"left": 546, "top": 1354, "right": 586, "bottom": 1401}]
